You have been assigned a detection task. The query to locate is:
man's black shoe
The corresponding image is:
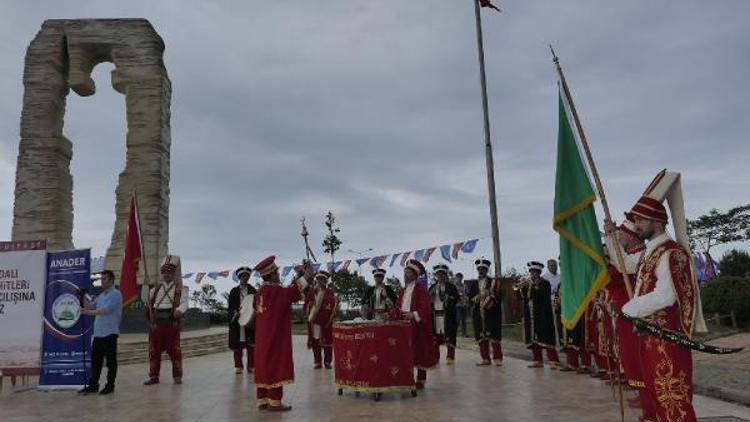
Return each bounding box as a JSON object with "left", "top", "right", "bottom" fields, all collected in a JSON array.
[
  {"left": 78, "top": 385, "right": 99, "bottom": 394},
  {"left": 99, "top": 385, "right": 115, "bottom": 395}
]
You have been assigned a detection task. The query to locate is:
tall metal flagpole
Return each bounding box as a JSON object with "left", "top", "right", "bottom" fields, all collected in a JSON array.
[{"left": 473, "top": 0, "right": 503, "bottom": 282}]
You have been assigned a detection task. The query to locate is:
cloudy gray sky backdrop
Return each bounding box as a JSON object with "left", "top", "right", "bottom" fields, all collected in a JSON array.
[{"left": 1, "top": 1, "right": 748, "bottom": 292}]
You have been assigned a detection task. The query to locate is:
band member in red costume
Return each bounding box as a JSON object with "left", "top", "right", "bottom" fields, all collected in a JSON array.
[
  {"left": 253, "top": 256, "right": 312, "bottom": 412},
  {"left": 396, "top": 259, "right": 438, "bottom": 389},
  {"left": 143, "top": 255, "right": 188, "bottom": 385},
  {"left": 621, "top": 195, "right": 699, "bottom": 422},
  {"left": 304, "top": 270, "right": 337, "bottom": 369}
]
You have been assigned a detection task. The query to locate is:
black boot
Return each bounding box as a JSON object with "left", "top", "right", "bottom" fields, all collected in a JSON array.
[
  {"left": 78, "top": 384, "right": 99, "bottom": 394},
  {"left": 99, "top": 384, "right": 115, "bottom": 395}
]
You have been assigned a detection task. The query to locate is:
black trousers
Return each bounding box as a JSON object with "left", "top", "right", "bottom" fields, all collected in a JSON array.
[{"left": 89, "top": 334, "right": 118, "bottom": 387}]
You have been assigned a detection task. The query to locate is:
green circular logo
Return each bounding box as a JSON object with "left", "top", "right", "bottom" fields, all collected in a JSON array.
[{"left": 52, "top": 293, "right": 81, "bottom": 329}]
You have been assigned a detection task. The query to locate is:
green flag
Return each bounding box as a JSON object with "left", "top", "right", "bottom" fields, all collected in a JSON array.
[{"left": 553, "top": 90, "right": 608, "bottom": 330}]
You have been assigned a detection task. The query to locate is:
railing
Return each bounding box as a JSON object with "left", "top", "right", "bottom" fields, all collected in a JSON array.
[{"left": 704, "top": 311, "right": 738, "bottom": 330}]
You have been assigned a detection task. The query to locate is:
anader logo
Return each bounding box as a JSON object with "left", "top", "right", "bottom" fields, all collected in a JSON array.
[{"left": 49, "top": 257, "right": 87, "bottom": 268}]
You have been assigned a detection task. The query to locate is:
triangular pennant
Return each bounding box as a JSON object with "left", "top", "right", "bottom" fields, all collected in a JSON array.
[
  {"left": 356, "top": 258, "right": 369, "bottom": 267},
  {"left": 195, "top": 272, "right": 206, "bottom": 284},
  {"left": 182, "top": 272, "right": 195, "bottom": 279},
  {"left": 439, "top": 245, "right": 452, "bottom": 262},
  {"left": 423, "top": 247, "right": 437, "bottom": 263},
  {"left": 451, "top": 242, "right": 465, "bottom": 260},
  {"left": 389, "top": 253, "right": 402, "bottom": 267},
  {"left": 400, "top": 252, "right": 412, "bottom": 267},
  {"left": 461, "top": 239, "right": 479, "bottom": 253}
]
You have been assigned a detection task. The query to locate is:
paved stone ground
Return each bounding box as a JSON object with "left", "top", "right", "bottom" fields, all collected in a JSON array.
[
  {"left": 2, "top": 335, "right": 749, "bottom": 422},
  {"left": 693, "top": 332, "right": 750, "bottom": 406},
  {"left": 456, "top": 330, "right": 750, "bottom": 408}
]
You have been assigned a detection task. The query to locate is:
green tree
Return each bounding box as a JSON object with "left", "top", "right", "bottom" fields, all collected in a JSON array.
[
  {"left": 330, "top": 270, "right": 368, "bottom": 309},
  {"left": 719, "top": 249, "right": 750, "bottom": 277},
  {"left": 322, "top": 211, "right": 342, "bottom": 264},
  {"left": 385, "top": 276, "right": 402, "bottom": 296},
  {"left": 687, "top": 205, "right": 750, "bottom": 253},
  {"left": 190, "top": 284, "right": 226, "bottom": 313}
]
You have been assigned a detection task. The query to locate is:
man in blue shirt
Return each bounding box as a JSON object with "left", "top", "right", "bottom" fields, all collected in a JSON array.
[{"left": 78, "top": 270, "right": 123, "bottom": 395}]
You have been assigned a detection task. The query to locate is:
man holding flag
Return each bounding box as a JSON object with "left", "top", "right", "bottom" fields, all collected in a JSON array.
[
  {"left": 143, "top": 255, "right": 189, "bottom": 385},
  {"left": 618, "top": 170, "right": 705, "bottom": 422}
]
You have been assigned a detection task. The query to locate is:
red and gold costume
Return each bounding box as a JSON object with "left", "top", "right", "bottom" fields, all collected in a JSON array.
[
  {"left": 144, "top": 255, "right": 188, "bottom": 385},
  {"left": 585, "top": 292, "right": 610, "bottom": 377},
  {"left": 396, "top": 259, "right": 438, "bottom": 388},
  {"left": 304, "top": 271, "right": 337, "bottom": 369},
  {"left": 253, "top": 256, "right": 307, "bottom": 412},
  {"left": 623, "top": 196, "right": 699, "bottom": 422},
  {"left": 605, "top": 261, "right": 644, "bottom": 385}
]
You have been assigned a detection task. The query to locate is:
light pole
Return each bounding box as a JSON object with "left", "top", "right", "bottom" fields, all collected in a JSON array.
[{"left": 347, "top": 248, "right": 373, "bottom": 277}]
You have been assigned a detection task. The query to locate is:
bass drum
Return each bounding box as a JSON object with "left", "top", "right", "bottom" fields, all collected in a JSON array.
[{"left": 237, "top": 294, "right": 255, "bottom": 326}]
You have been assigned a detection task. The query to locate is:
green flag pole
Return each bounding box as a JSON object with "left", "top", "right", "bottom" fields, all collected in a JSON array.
[
  {"left": 550, "top": 45, "right": 633, "bottom": 299},
  {"left": 550, "top": 45, "right": 628, "bottom": 422}
]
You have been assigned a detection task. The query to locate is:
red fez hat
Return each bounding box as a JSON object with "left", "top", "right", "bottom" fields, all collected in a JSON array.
[
  {"left": 253, "top": 255, "right": 278, "bottom": 277},
  {"left": 160, "top": 255, "right": 179, "bottom": 274},
  {"left": 405, "top": 259, "right": 426, "bottom": 275},
  {"left": 630, "top": 196, "right": 668, "bottom": 224}
]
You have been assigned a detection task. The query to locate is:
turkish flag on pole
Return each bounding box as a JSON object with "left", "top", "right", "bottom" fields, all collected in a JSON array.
[{"left": 120, "top": 193, "right": 143, "bottom": 307}]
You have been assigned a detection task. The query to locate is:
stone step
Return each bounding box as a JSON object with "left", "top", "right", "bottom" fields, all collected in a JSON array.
[
  {"left": 122, "top": 332, "right": 227, "bottom": 346},
  {"left": 118, "top": 346, "right": 228, "bottom": 361},
  {"left": 118, "top": 345, "right": 231, "bottom": 365},
  {"left": 120, "top": 338, "right": 228, "bottom": 353},
  {"left": 116, "top": 331, "right": 231, "bottom": 365}
]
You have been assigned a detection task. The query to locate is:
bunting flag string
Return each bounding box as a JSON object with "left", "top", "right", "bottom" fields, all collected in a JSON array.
[{"left": 179, "top": 237, "right": 482, "bottom": 282}]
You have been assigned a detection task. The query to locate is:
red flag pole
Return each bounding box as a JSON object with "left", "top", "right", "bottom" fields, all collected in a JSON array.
[{"left": 132, "top": 190, "right": 149, "bottom": 286}]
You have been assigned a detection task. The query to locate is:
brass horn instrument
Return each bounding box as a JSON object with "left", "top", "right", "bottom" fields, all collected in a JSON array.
[{"left": 512, "top": 278, "right": 533, "bottom": 296}]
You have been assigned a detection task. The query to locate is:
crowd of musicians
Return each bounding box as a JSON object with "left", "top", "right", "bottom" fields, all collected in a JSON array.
[{"left": 77, "top": 172, "right": 700, "bottom": 421}]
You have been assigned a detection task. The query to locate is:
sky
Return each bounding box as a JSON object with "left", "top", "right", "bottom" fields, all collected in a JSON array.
[{"left": 0, "top": 0, "right": 748, "bottom": 296}]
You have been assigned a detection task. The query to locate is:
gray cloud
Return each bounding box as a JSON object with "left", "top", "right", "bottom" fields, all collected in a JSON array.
[{"left": 1, "top": 0, "right": 748, "bottom": 291}]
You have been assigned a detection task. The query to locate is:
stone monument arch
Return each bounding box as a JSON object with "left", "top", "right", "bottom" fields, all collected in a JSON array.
[{"left": 12, "top": 19, "right": 171, "bottom": 283}]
